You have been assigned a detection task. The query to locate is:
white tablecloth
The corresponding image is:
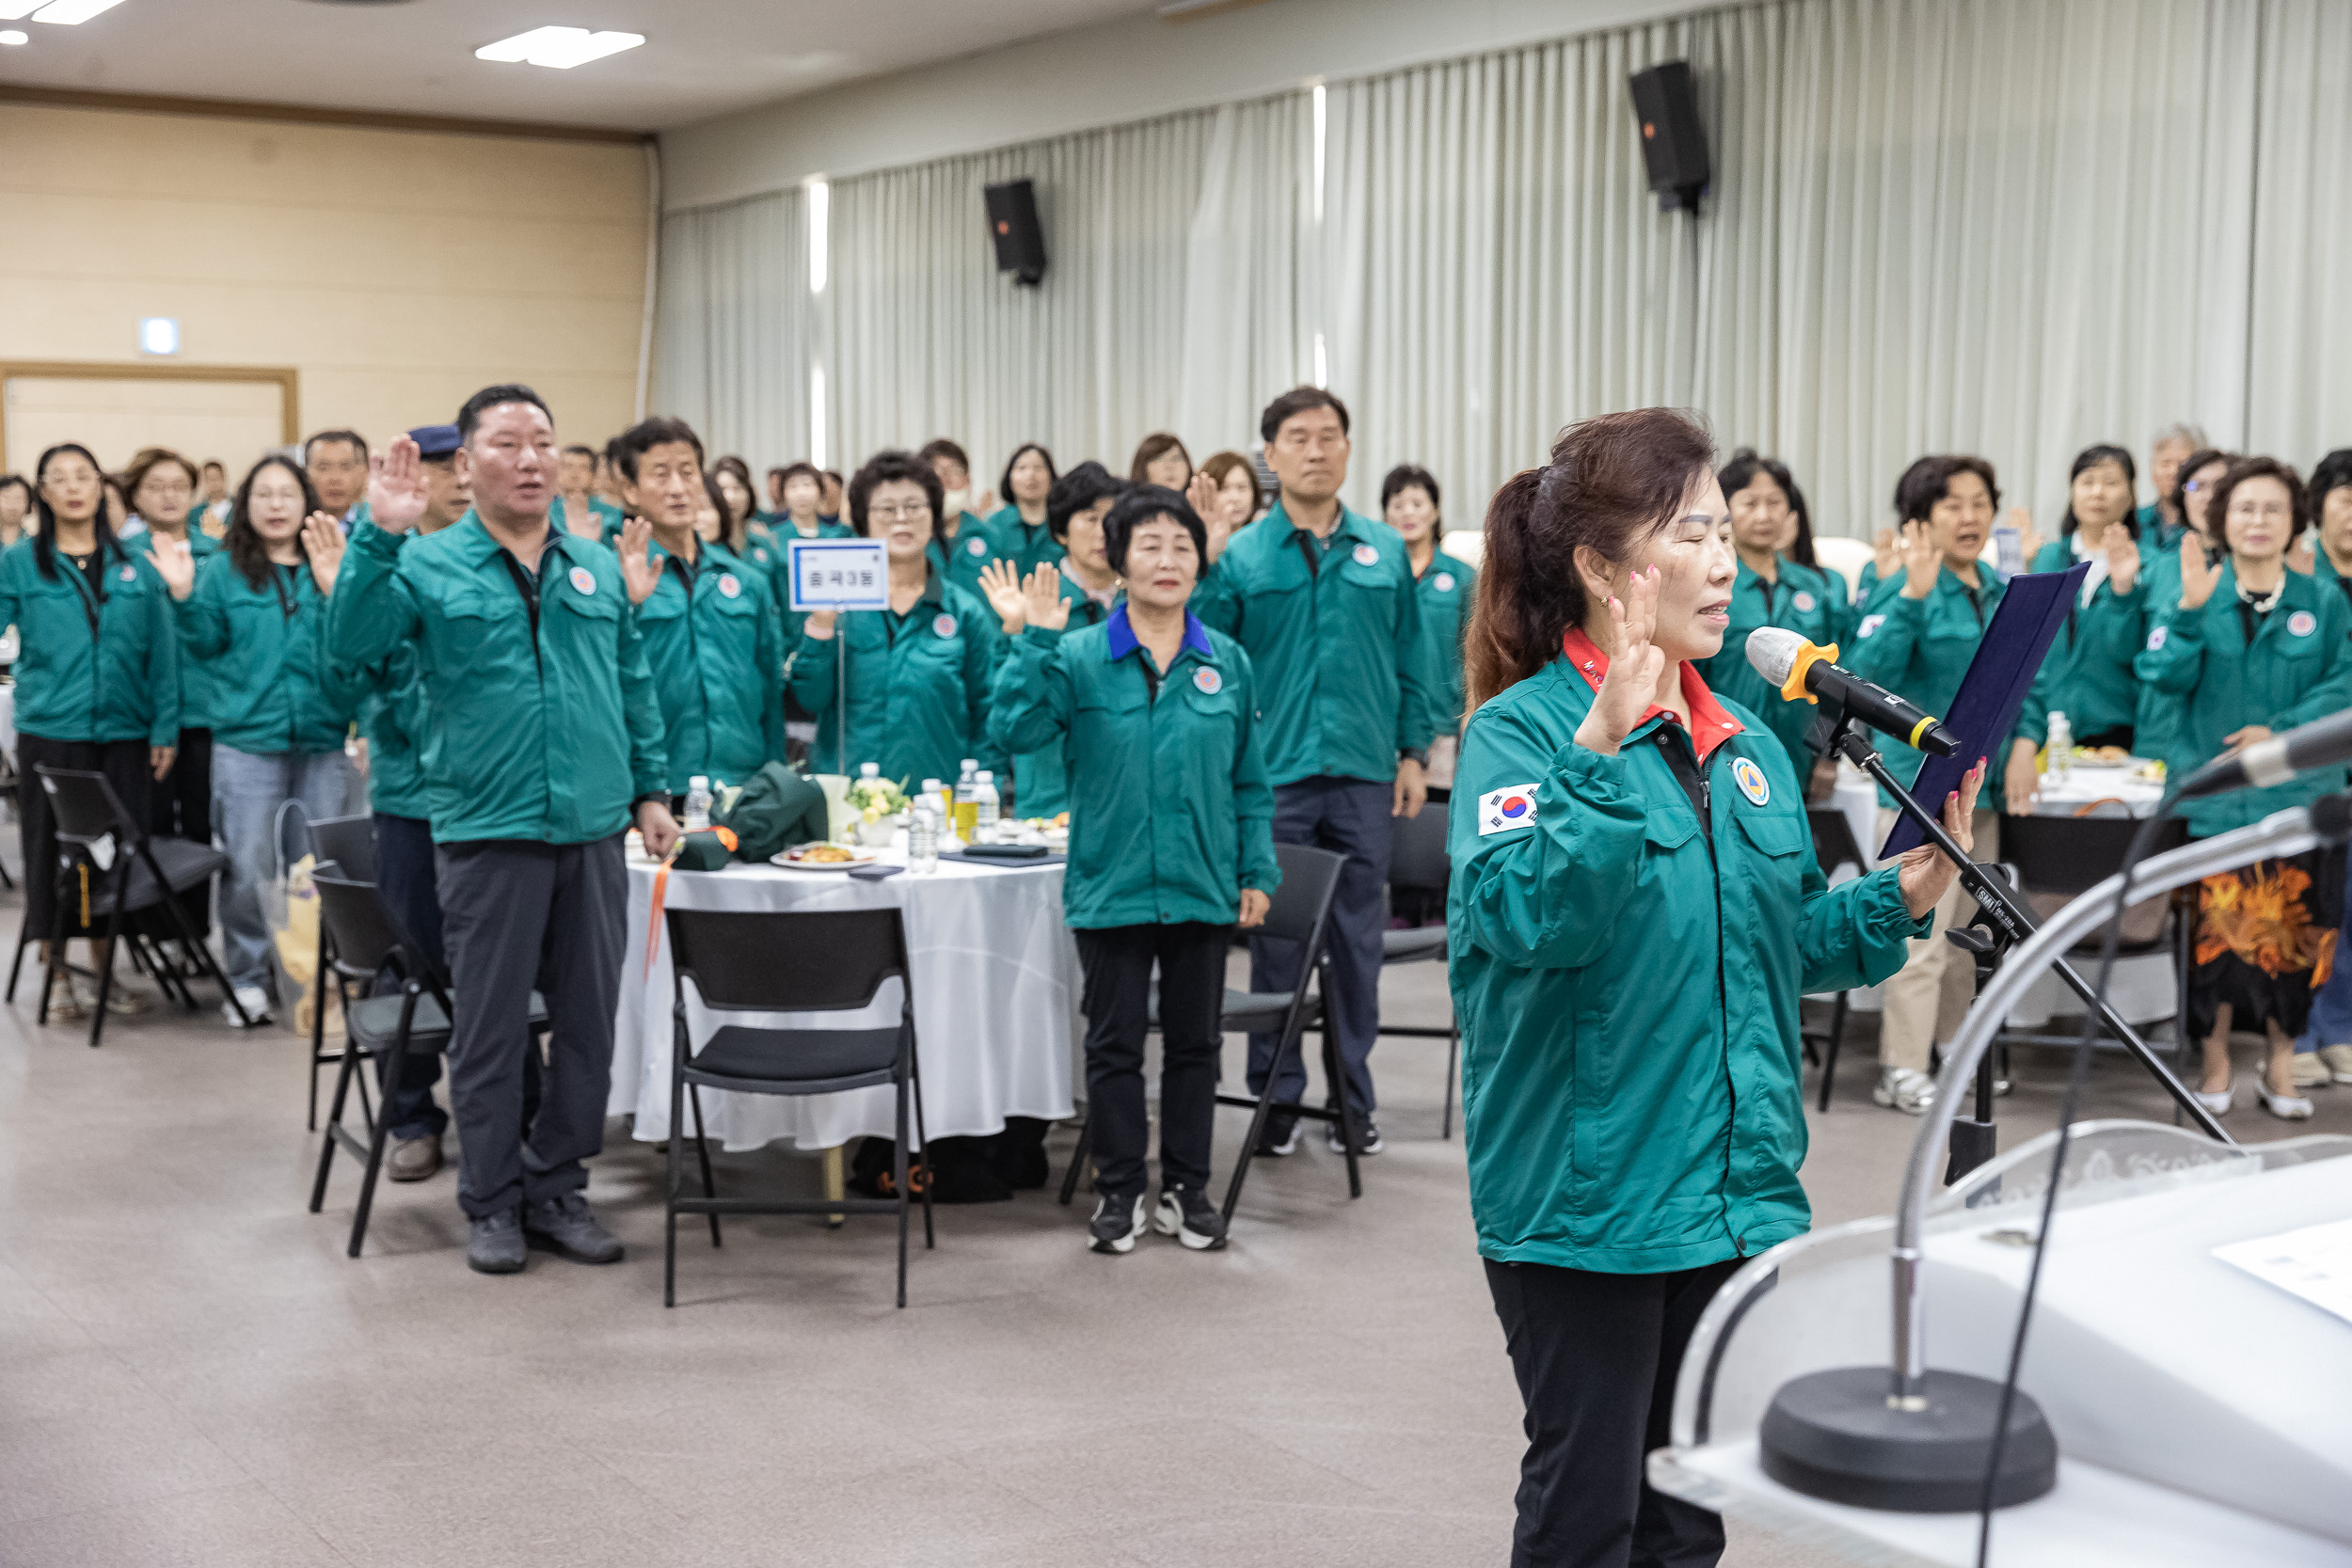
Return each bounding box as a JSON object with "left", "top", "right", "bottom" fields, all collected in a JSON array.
[{"left": 609, "top": 851, "right": 1080, "bottom": 1152}]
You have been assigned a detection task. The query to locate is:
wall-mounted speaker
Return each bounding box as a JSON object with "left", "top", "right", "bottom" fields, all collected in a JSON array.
[
  {"left": 1629, "top": 61, "right": 1709, "bottom": 214},
  {"left": 983, "top": 179, "right": 1046, "bottom": 287}
]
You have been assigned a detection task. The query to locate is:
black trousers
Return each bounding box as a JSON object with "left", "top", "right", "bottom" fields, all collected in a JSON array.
[
  {"left": 17, "top": 733, "right": 152, "bottom": 941},
  {"left": 150, "top": 726, "right": 215, "bottom": 933},
  {"left": 375, "top": 812, "right": 449, "bottom": 1141},
  {"left": 1484, "top": 1256, "right": 1741, "bottom": 1568},
  {"left": 1073, "top": 921, "right": 1230, "bottom": 1196},
  {"left": 436, "top": 835, "right": 625, "bottom": 1218}
]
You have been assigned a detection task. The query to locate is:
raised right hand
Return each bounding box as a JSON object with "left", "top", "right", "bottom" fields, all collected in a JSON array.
[
  {"left": 1023, "top": 564, "right": 1071, "bottom": 631},
  {"left": 144, "top": 534, "right": 197, "bottom": 601},
  {"left": 617, "top": 517, "right": 661, "bottom": 606},
  {"left": 1572, "top": 565, "right": 1663, "bottom": 757},
  {"left": 1871, "top": 525, "right": 1899, "bottom": 581},
  {"left": 977, "top": 559, "right": 1028, "bottom": 635},
  {"left": 1898, "top": 521, "right": 1940, "bottom": 600},
  {"left": 366, "top": 438, "right": 430, "bottom": 533},
  {"left": 2178, "top": 533, "right": 2221, "bottom": 610}
]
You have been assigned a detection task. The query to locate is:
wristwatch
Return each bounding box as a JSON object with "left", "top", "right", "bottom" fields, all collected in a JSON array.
[{"left": 1399, "top": 747, "right": 1430, "bottom": 768}]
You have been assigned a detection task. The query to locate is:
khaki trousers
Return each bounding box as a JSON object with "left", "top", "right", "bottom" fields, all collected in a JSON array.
[{"left": 1875, "top": 808, "right": 2000, "bottom": 1074}]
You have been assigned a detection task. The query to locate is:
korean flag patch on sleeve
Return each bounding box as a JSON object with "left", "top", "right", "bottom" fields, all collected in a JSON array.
[{"left": 1478, "top": 784, "right": 1540, "bottom": 836}]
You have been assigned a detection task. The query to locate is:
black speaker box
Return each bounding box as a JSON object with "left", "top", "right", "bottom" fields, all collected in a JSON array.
[
  {"left": 1629, "top": 61, "right": 1709, "bottom": 213},
  {"left": 983, "top": 179, "right": 1046, "bottom": 286}
]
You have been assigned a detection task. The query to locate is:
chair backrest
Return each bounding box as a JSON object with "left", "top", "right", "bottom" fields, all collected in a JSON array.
[
  {"left": 307, "top": 813, "right": 377, "bottom": 884},
  {"left": 2002, "top": 812, "right": 2191, "bottom": 897},
  {"left": 1263, "top": 843, "right": 1347, "bottom": 946},
  {"left": 667, "top": 906, "right": 911, "bottom": 1014},
  {"left": 311, "top": 870, "right": 428, "bottom": 985},
  {"left": 1806, "top": 804, "right": 1867, "bottom": 879},
  {"left": 1389, "top": 800, "right": 1452, "bottom": 893},
  {"left": 34, "top": 766, "right": 138, "bottom": 848}
]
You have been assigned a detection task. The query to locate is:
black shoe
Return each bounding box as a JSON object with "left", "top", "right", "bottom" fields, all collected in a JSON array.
[
  {"left": 1327, "top": 1118, "right": 1382, "bottom": 1155},
  {"left": 1153, "top": 1185, "right": 1228, "bottom": 1251},
  {"left": 1089, "top": 1189, "right": 1147, "bottom": 1255},
  {"left": 1254, "top": 1114, "right": 1300, "bottom": 1157},
  {"left": 522, "top": 1192, "right": 624, "bottom": 1264},
  {"left": 467, "top": 1207, "right": 527, "bottom": 1275}
]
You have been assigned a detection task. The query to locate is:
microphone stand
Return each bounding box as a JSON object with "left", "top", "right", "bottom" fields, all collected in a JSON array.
[{"left": 1807, "top": 698, "right": 2233, "bottom": 1174}]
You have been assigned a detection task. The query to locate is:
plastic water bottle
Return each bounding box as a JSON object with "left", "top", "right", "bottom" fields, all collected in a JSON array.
[
  {"left": 859, "top": 761, "right": 881, "bottom": 783},
  {"left": 2044, "top": 712, "right": 2073, "bottom": 782},
  {"left": 954, "top": 759, "right": 979, "bottom": 841},
  {"left": 975, "top": 769, "right": 1000, "bottom": 838},
  {"left": 909, "top": 800, "right": 940, "bottom": 874},
  {"left": 683, "top": 775, "right": 711, "bottom": 832}
]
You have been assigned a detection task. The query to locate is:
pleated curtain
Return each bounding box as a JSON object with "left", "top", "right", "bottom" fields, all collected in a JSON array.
[{"left": 651, "top": 190, "right": 810, "bottom": 475}]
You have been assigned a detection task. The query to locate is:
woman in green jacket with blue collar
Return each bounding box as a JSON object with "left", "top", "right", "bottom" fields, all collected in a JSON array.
[
  {"left": 150, "top": 455, "right": 355, "bottom": 1025},
  {"left": 1, "top": 442, "right": 182, "bottom": 1017},
  {"left": 993, "top": 484, "right": 1279, "bottom": 1257},
  {"left": 1448, "top": 409, "right": 1968, "bottom": 1567}
]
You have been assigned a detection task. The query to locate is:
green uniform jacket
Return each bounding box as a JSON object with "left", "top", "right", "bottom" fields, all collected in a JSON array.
[
  {"left": 634, "top": 537, "right": 787, "bottom": 796},
  {"left": 327, "top": 515, "right": 667, "bottom": 846},
  {"left": 2135, "top": 504, "right": 2192, "bottom": 557},
  {"left": 0, "top": 536, "right": 180, "bottom": 746},
  {"left": 1447, "top": 651, "right": 1925, "bottom": 1273},
  {"left": 2134, "top": 564, "right": 2352, "bottom": 836},
  {"left": 1006, "top": 575, "right": 1114, "bottom": 819},
  {"left": 2013, "top": 537, "right": 2145, "bottom": 748},
  {"left": 1846, "top": 562, "right": 2010, "bottom": 807},
  {"left": 1692, "top": 557, "right": 1851, "bottom": 772},
  {"left": 354, "top": 642, "right": 433, "bottom": 820},
  {"left": 977, "top": 506, "right": 1066, "bottom": 578},
  {"left": 786, "top": 571, "right": 1006, "bottom": 784},
  {"left": 1193, "top": 501, "right": 1438, "bottom": 786},
  {"left": 992, "top": 609, "right": 1280, "bottom": 928},
  {"left": 175, "top": 551, "right": 356, "bottom": 755},
  {"left": 1413, "top": 551, "right": 1479, "bottom": 736},
  {"left": 927, "top": 512, "right": 995, "bottom": 593},
  {"left": 153, "top": 530, "right": 223, "bottom": 730}
]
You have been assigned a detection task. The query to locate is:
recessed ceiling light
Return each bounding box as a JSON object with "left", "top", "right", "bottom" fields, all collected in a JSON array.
[
  {"left": 0, "top": 28, "right": 24, "bottom": 43},
  {"left": 475, "top": 25, "right": 642, "bottom": 70},
  {"left": 26, "top": 0, "right": 130, "bottom": 23}
]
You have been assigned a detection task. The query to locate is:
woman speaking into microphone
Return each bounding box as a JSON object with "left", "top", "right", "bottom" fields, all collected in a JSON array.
[{"left": 1448, "top": 408, "right": 1981, "bottom": 1568}]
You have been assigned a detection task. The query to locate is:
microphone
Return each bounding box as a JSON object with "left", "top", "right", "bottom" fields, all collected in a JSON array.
[
  {"left": 2176, "top": 706, "right": 2352, "bottom": 800},
  {"left": 1745, "top": 627, "right": 1961, "bottom": 757}
]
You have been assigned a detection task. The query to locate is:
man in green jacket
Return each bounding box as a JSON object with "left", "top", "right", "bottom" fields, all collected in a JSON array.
[
  {"left": 1196, "top": 387, "right": 1439, "bottom": 1156},
  {"left": 328, "top": 385, "right": 676, "bottom": 1275}
]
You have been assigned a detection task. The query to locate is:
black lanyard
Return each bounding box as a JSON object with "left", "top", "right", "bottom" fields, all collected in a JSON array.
[
  {"left": 59, "top": 548, "right": 106, "bottom": 639},
  {"left": 1291, "top": 529, "right": 1325, "bottom": 580},
  {"left": 1653, "top": 726, "right": 1716, "bottom": 842},
  {"left": 268, "top": 562, "right": 298, "bottom": 621}
]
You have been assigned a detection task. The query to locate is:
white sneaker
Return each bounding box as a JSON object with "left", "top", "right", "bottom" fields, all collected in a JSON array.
[
  {"left": 1873, "top": 1066, "right": 1937, "bottom": 1116},
  {"left": 223, "top": 985, "right": 273, "bottom": 1028},
  {"left": 2319, "top": 1043, "right": 2352, "bottom": 1085},
  {"left": 2289, "top": 1052, "right": 2332, "bottom": 1091}
]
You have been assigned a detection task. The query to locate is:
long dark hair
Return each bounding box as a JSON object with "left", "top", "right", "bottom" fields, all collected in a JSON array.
[
  {"left": 1465, "top": 408, "right": 1716, "bottom": 713},
  {"left": 998, "top": 442, "right": 1058, "bottom": 513},
  {"left": 2058, "top": 444, "right": 2137, "bottom": 540},
  {"left": 1717, "top": 448, "right": 1817, "bottom": 567},
  {"left": 225, "top": 454, "right": 323, "bottom": 590},
  {"left": 31, "top": 443, "right": 119, "bottom": 582},
  {"left": 2174, "top": 447, "right": 2233, "bottom": 540}
]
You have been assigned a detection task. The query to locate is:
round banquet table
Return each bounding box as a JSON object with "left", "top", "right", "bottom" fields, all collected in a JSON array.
[{"left": 608, "top": 848, "right": 1081, "bottom": 1153}]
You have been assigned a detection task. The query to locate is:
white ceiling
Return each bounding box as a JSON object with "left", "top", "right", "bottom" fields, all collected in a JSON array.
[{"left": 0, "top": 0, "right": 1164, "bottom": 133}]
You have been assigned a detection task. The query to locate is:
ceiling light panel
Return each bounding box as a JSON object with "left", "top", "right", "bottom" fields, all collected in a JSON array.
[
  {"left": 475, "top": 25, "right": 642, "bottom": 70},
  {"left": 29, "top": 0, "right": 129, "bottom": 23}
]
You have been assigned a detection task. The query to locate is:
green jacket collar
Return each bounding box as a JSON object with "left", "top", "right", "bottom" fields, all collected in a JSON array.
[{"left": 445, "top": 511, "right": 590, "bottom": 571}]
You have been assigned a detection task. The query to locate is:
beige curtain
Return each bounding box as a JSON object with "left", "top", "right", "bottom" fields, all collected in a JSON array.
[{"left": 651, "top": 189, "right": 810, "bottom": 474}]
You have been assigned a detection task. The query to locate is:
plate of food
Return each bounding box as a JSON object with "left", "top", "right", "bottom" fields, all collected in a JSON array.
[{"left": 771, "top": 841, "right": 878, "bottom": 871}]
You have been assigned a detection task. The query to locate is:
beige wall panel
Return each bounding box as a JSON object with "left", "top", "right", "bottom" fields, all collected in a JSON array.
[
  {"left": 0, "top": 103, "right": 648, "bottom": 460},
  {"left": 4, "top": 375, "right": 284, "bottom": 476}
]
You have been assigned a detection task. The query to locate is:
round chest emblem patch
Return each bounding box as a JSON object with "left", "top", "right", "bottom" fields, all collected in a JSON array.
[
  {"left": 2146, "top": 625, "right": 2169, "bottom": 652},
  {"left": 1433, "top": 572, "right": 1455, "bottom": 593},
  {"left": 1352, "top": 543, "right": 1379, "bottom": 567},
  {"left": 1793, "top": 591, "right": 1816, "bottom": 612},
  {"left": 754, "top": 547, "right": 770, "bottom": 564},
  {"left": 119, "top": 565, "right": 137, "bottom": 583},
  {"left": 967, "top": 536, "right": 988, "bottom": 557},
  {"left": 719, "top": 573, "right": 741, "bottom": 599},
  {"left": 568, "top": 565, "right": 596, "bottom": 596},
  {"left": 932, "top": 613, "right": 958, "bottom": 640},
  {"left": 2289, "top": 610, "right": 2317, "bottom": 638},
  {"left": 1731, "top": 756, "right": 1771, "bottom": 807},
  {"left": 1193, "top": 666, "right": 1223, "bottom": 695}
]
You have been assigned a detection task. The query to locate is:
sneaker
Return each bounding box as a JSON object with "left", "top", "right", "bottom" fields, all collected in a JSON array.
[
  {"left": 1153, "top": 1185, "right": 1228, "bottom": 1251},
  {"left": 2316, "top": 1042, "right": 2352, "bottom": 1085},
  {"left": 222, "top": 984, "right": 273, "bottom": 1028},
  {"left": 1088, "top": 1189, "right": 1147, "bottom": 1255},
  {"left": 386, "top": 1133, "right": 443, "bottom": 1183},
  {"left": 522, "top": 1192, "right": 624, "bottom": 1264},
  {"left": 1873, "top": 1066, "right": 1937, "bottom": 1116},
  {"left": 1326, "top": 1118, "right": 1384, "bottom": 1155},
  {"left": 1253, "top": 1114, "right": 1300, "bottom": 1158},
  {"left": 47, "top": 977, "right": 91, "bottom": 1022},
  {"left": 2289, "top": 1052, "right": 2332, "bottom": 1091},
  {"left": 100, "top": 985, "right": 151, "bottom": 1016},
  {"left": 467, "top": 1207, "right": 527, "bottom": 1275}
]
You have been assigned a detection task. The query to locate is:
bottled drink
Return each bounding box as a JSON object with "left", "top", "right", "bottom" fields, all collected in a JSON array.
[
  {"left": 683, "top": 775, "right": 712, "bottom": 832},
  {"left": 2044, "top": 712, "right": 2073, "bottom": 782},
  {"left": 954, "top": 759, "right": 979, "bottom": 841},
  {"left": 908, "top": 800, "right": 940, "bottom": 874},
  {"left": 859, "top": 761, "right": 881, "bottom": 782},
  {"left": 975, "top": 769, "right": 1000, "bottom": 837}
]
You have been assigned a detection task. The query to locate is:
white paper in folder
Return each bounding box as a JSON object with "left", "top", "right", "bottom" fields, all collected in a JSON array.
[{"left": 2215, "top": 1216, "right": 2352, "bottom": 1328}]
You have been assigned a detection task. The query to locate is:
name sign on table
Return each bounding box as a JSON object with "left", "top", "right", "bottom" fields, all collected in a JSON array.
[{"left": 786, "top": 538, "right": 890, "bottom": 612}]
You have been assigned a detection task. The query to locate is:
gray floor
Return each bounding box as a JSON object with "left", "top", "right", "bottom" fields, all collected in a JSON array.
[{"left": 3, "top": 920, "right": 2347, "bottom": 1568}]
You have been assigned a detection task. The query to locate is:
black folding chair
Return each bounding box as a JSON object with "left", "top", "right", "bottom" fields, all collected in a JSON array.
[
  {"left": 302, "top": 815, "right": 377, "bottom": 1130},
  {"left": 306, "top": 868, "right": 550, "bottom": 1257},
  {"left": 1377, "top": 802, "right": 1458, "bottom": 1138},
  {"left": 1804, "top": 805, "right": 1867, "bottom": 1109},
  {"left": 1997, "top": 810, "right": 2193, "bottom": 1052},
  {"left": 15, "top": 765, "right": 244, "bottom": 1047},
  {"left": 663, "top": 906, "right": 933, "bottom": 1309}
]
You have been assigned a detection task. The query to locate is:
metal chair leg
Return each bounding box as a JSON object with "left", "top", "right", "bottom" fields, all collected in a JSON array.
[
  {"left": 87, "top": 891, "right": 129, "bottom": 1049},
  {"left": 6, "top": 929, "right": 28, "bottom": 1002},
  {"left": 664, "top": 1039, "right": 685, "bottom": 1308},
  {"left": 1057, "top": 1112, "right": 1093, "bottom": 1206},
  {"left": 688, "top": 1083, "right": 721, "bottom": 1247},
  {"left": 1817, "top": 990, "right": 1849, "bottom": 1112},
  {"left": 348, "top": 1035, "right": 402, "bottom": 1258},
  {"left": 1221, "top": 1013, "right": 1308, "bottom": 1226},
  {"left": 310, "top": 1034, "right": 364, "bottom": 1213},
  {"left": 893, "top": 1069, "right": 910, "bottom": 1310},
  {"left": 1322, "top": 1011, "right": 1362, "bottom": 1199},
  {"left": 911, "top": 1044, "right": 933, "bottom": 1250}
]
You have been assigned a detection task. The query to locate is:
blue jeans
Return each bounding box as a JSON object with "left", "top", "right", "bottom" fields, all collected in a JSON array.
[
  {"left": 1248, "top": 775, "right": 1393, "bottom": 1117},
  {"left": 211, "top": 746, "right": 358, "bottom": 992},
  {"left": 2296, "top": 858, "right": 2352, "bottom": 1054}
]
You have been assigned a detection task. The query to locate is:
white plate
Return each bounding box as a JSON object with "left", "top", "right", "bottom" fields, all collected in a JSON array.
[{"left": 770, "top": 844, "right": 878, "bottom": 872}]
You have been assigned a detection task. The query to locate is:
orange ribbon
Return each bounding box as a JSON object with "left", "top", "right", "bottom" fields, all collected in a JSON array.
[{"left": 644, "top": 827, "right": 738, "bottom": 976}]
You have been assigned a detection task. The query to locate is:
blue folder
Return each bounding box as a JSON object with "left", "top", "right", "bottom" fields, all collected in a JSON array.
[{"left": 1877, "top": 562, "right": 2090, "bottom": 860}]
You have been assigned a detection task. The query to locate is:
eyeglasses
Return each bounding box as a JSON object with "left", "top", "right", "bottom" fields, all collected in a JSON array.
[{"left": 867, "top": 504, "right": 933, "bottom": 522}]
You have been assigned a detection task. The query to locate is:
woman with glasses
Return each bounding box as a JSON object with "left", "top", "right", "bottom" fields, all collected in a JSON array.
[
  {"left": 789, "top": 450, "right": 1006, "bottom": 784},
  {"left": 122, "top": 450, "right": 223, "bottom": 861}
]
